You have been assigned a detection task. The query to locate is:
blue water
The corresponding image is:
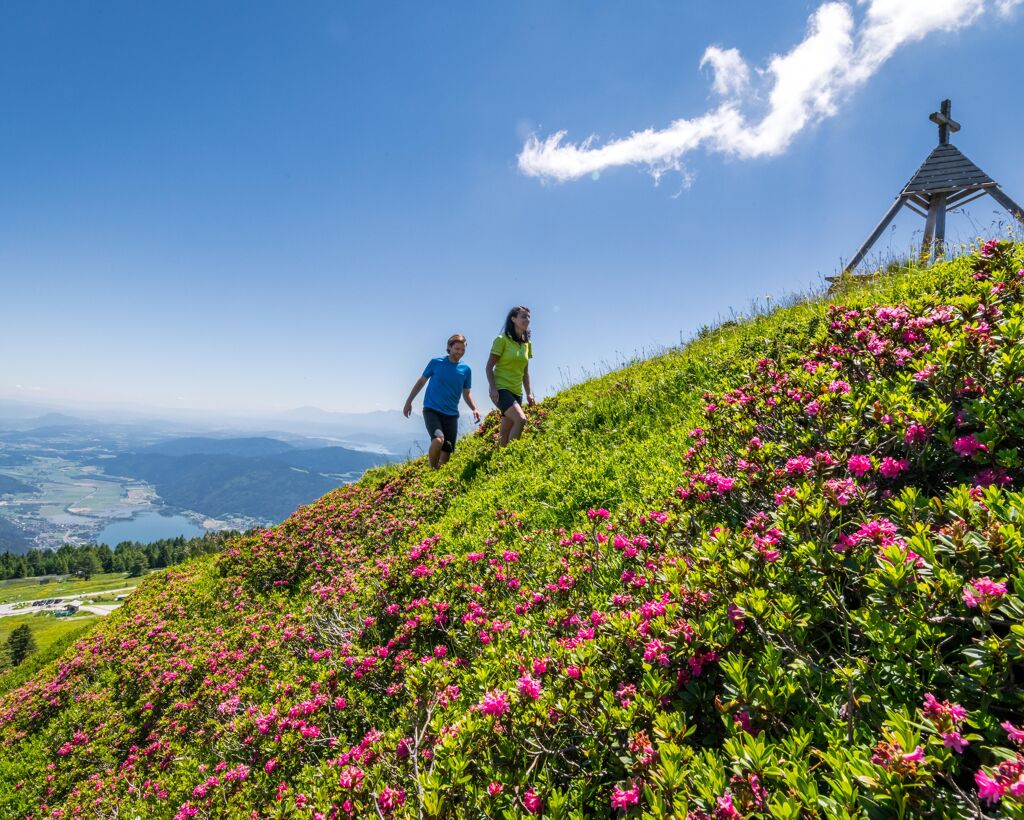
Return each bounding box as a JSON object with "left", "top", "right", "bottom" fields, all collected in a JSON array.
[{"left": 96, "top": 512, "right": 204, "bottom": 546}]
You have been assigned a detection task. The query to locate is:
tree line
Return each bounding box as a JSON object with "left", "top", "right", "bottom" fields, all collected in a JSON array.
[{"left": 0, "top": 532, "right": 238, "bottom": 581}]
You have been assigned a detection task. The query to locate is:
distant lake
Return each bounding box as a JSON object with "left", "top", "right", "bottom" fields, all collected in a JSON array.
[{"left": 97, "top": 512, "right": 204, "bottom": 546}]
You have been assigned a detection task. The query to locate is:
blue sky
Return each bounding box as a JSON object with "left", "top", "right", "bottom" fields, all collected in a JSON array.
[{"left": 2, "top": 1, "right": 1022, "bottom": 416}]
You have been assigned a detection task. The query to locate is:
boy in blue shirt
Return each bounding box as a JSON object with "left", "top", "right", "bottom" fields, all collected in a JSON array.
[{"left": 403, "top": 334, "right": 481, "bottom": 469}]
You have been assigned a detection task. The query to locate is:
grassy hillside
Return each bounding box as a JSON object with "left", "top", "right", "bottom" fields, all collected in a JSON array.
[{"left": 2, "top": 243, "right": 1024, "bottom": 818}]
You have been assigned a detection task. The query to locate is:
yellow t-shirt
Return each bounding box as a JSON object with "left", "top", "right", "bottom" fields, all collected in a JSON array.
[{"left": 490, "top": 334, "right": 533, "bottom": 394}]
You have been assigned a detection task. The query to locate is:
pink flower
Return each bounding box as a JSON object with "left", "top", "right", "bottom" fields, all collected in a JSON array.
[
  {"left": 785, "top": 456, "right": 813, "bottom": 476},
  {"left": 902, "top": 746, "right": 925, "bottom": 763},
  {"left": 1002, "top": 721, "right": 1024, "bottom": 745},
  {"left": 727, "top": 603, "right": 745, "bottom": 632},
  {"left": 847, "top": 454, "right": 872, "bottom": 476},
  {"left": 941, "top": 732, "right": 969, "bottom": 753},
  {"left": 565, "top": 665, "right": 582, "bottom": 679},
  {"left": 523, "top": 787, "right": 543, "bottom": 814},
  {"left": 643, "top": 639, "right": 670, "bottom": 667},
  {"left": 610, "top": 782, "right": 641, "bottom": 810},
  {"left": 904, "top": 423, "right": 929, "bottom": 444},
  {"left": 804, "top": 400, "right": 822, "bottom": 417},
  {"left": 715, "top": 793, "right": 740, "bottom": 819},
  {"left": 879, "top": 457, "right": 908, "bottom": 479},
  {"left": 974, "top": 467, "right": 1013, "bottom": 488},
  {"left": 963, "top": 577, "right": 1007, "bottom": 610},
  {"left": 774, "top": 486, "right": 797, "bottom": 506},
  {"left": 480, "top": 690, "right": 510, "bottom": 716},
  {"left": 976, "top": 769, "right": 1006, "bottom": 804},
  {"left": 377, "top": 787, "right": 406, "bottom": 812},
  {"left": 517, "top": 674, "right": 542, "bottom": 701},
  {"left": 488, "top": 782, "right": 503, "bottom": 796},
  {"left": 953, "top": 435, "right": 987, "bottom": 458},
  {"left": 587, "top": 508, "right": 611, "bottom": 519}
]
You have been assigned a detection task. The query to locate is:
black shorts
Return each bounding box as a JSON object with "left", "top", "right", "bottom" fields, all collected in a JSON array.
[
  {"left": 423, "top": 408, "right": 459, "bottom": 453},
  {"left": 496, "top": 389, "right": 522, "bottom": 414}
]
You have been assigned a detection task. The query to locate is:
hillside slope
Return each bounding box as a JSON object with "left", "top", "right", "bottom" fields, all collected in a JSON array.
[{"left": 2, "top": 244, "right": 1024, "bottom": 819}]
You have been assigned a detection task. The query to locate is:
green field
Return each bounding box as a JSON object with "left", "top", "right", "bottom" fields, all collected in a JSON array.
[
  {"left": 0, "top": 618, "right": 98, "bottom": 696},
  {"left": 0, "top": 611, "right": 99, "bottom": 659},
  {"left": 0, "top": 572, "right": 142, "bottom": 605}
]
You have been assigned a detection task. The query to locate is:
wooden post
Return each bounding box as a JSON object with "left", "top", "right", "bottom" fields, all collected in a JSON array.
[
  {"left": 920, "top": 194, "right": 939, "bottom": 264},
  {"left": 988, "top": 188, "right": 1024, "bottom": 225},
  {"left": 933, "top": 193, "right": 948, "bottom": 258},
  {"left": 844, "top": 197, "right": 907, "bottom": 273}
]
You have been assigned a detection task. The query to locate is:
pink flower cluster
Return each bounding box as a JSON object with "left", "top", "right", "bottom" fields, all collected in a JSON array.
[{"left": 962, "top": 577, "right": 1007, "bottom": 610}]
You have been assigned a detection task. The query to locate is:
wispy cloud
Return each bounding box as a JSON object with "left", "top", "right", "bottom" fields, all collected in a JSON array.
[{"left": 518, "top": 0, "right": 997, "bottom": 183}]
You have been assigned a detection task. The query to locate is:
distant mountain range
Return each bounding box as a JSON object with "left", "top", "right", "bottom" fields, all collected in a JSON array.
[
  {"left": 0, "top": 399, "right": 426, "bottom": 457},
  {"left": 92, "top": 437, "right": 397, "bottom": 521}
]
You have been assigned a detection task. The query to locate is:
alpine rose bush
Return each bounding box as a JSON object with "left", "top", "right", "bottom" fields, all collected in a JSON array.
[{"left": 2, "top": 241, "right": 1024, "bottom": 818}]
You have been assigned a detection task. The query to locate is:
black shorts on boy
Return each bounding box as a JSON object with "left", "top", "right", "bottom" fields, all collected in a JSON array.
[{"left": 422, "top": 408, "right": 459, "bottom": 453}]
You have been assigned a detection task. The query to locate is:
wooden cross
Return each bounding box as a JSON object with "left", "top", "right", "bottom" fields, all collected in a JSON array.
[
  {"left": 842, "top": 97, "right": 1024, "bottom": 276},
  {"left": 928, "top": 99, "right": 961, "bottom": 145}
]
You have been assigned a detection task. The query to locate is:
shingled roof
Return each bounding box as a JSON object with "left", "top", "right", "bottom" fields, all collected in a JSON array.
[{"left": 902, "top": 143, "right": 995, "bottom": 195}]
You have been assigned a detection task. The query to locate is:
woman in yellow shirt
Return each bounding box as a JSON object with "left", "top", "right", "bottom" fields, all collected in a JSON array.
[{"left": 486, "top": 306, "right": 535, "bottom": 446}]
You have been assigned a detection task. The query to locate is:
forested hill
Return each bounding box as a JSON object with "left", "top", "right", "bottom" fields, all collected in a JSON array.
[{"left": 2, "top": 243, "right": 1024, "bottom": 818}]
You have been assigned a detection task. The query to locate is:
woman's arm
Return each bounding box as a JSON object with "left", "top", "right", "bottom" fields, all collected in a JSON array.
[
  {"left": 485, "top": 354, "right": 500, "bottom": 405},
  {"left": 523, "top": 363, "right": 535, "bottom": 406},
  {"left": 403, "top": 376, "right": 428, "bottom": 418},
  {"left": 463, "top": 389, "right": 481, "bottom": 423}
]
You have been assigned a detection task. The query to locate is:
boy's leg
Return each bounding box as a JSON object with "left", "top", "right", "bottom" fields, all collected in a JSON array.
[
  {"left": 428, "top": 435, "right": 444, "bottom": 469},
  {"left": 423, "top": 409, "right": 446, "bottom": 469},
  {"left": 437, "top": 413, "right": 458, "bottom": 466}
]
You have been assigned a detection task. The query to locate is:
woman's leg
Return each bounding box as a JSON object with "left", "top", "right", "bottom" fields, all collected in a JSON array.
[{"left": 500, "top": 403, "right": 527, "bottom": 446}]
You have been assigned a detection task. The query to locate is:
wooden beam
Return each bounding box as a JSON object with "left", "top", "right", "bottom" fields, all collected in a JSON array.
[
  {"left": 904, "top": 201, "right": 928, "bottom": 218},
  {"left": 933, "top": 193, "right": 948, "bottom": 258},
  {"left": 945, "top": 186, "right": 982, "bottom": 207},
  {"left": 947, "top": 191, "right": 987, "bottom": 211},
  {"left": 988, "top": 187, "right": 1024, "bottom": 224},
  {"left": 844, "top": 197, "right": 908, "bottom": 274},
  {"left": 920, "top": 196, "right": 939, "bottom": 264}
]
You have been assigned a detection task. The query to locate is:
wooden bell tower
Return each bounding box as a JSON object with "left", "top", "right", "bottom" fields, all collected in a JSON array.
[{"left": 845, "top": 99, "right": 1024, "bottom": 273}]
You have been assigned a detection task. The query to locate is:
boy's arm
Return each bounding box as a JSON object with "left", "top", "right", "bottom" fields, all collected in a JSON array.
[
  {"left": 463, "top": 388, "right": 481, "bottom": 423},
  {"left": 403, "top": 376, "right": 429, "bottom": 418}
]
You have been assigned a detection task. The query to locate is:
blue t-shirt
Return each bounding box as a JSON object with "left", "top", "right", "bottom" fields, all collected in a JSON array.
[{"left": 422, "top": 356, "right": 472, "bottom": 416}]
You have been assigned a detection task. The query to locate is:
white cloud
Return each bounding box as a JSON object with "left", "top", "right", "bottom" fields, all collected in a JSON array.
[
  {"left": 518, "top": 0, "right": 996, "bottom": 183},
  {"left": 995, "top": 0, "right": 1023, "bottom": 15},
  {"left": 700, "top": 46, "right": 750, "bottom": 97}
]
